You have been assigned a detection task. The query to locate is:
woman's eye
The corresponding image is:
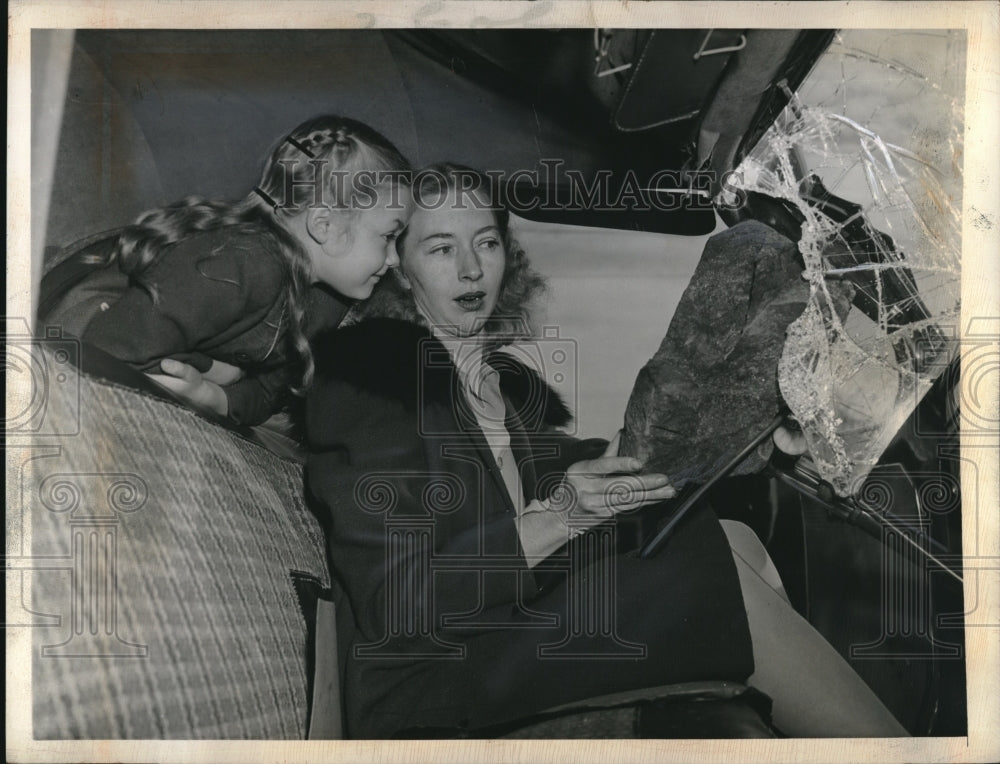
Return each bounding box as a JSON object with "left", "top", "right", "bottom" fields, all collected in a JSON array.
[
  {"left": 430, "top": 245, "right": 454, "bottom": 256},
  {"left": 476, "top": 238, "right": 500, "bottom": 251},
  {"left": 382, "top": 232, "right": 398, "bottom": 243}
]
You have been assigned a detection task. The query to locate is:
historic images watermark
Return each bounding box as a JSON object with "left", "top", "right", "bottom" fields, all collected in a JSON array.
[
  {"left": 417, "top": 326, "right": 581, "bottom": 437},
  {"left": 34, "top": 472, "right": 150, "bottom": 658},
  {"left": 352, "top": 326, "right": 648, "bottom": 660},
  {"left": 841, "top": 317, "right": 1000, "bottom": 659},
  {"left": 264, "top": 160, "right": 746, "bottom": 215},
  {"left": 4, "top": 317, "right": 148, "bottom": 658},
  {"left": 847, "top": 468, "right": 963, "bottom": 660},
  {"left": 352, "top": 463, "right": 648, "bottom": 661},
  {"left": 3, "top": 318, "right": 81, "bottom": 437}
]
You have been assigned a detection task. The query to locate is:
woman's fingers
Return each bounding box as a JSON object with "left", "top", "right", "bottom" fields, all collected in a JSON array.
[
  {"left": 632, "top": 482, "right": 676, "bottom": 505},
  {"left": 572, "top": 455, "right": 644, "bottom": 476},
  {"left": 774, "top": 425, "right": 808, "bottom": 455},
  {"left": 561, "top": 452, "right": 675, "bottom": 519},
  {"left": 598, "top": 478, "right": 675, "bottom": 505},
  {"left": 572, "top": 474, "right": 675, "bottom": 513},
  {"left": 604, "top": 472, "right": 672, "bottom": 491}
]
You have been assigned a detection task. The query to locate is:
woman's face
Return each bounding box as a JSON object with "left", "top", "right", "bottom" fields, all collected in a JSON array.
[{"left": 397, "top": 187, "right": 505, "bottom": 338}]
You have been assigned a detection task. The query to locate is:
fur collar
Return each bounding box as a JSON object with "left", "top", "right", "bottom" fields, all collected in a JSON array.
[{"left": 311, "top": 318, "right": 572, "bottom": 429}]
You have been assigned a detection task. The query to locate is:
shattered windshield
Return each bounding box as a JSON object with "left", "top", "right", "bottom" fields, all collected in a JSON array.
[{"left": 730, "top": 30, "right": 965, "bottom": 495}]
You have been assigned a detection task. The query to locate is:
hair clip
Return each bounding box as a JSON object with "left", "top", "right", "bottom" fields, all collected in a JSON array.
[
  {"left": 253, "top": 186, "right": 280, "bottom": 210},
  {"left": 284, "top": 136, "right": 316, "bottom": 158}
]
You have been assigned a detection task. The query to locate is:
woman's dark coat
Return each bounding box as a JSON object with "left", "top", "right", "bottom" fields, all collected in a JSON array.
[{"left": 305, "top": 318, "right": 755, "bottom": 738}]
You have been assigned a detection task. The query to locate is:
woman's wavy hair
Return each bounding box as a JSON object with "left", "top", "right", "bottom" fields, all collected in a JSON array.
[
  {"left": 357, "top": 162, "right": 547, "bottom": 346},
  {"left": 111, "top": 115, "right": 411, "bottom": 390}
]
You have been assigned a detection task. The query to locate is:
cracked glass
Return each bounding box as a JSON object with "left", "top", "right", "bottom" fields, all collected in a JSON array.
[{"left": 729, "top": 30, "right": 965, "bottom": 495}]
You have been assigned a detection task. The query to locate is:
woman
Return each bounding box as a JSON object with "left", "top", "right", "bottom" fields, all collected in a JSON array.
[{"left": 305, "top": 164, "right": 906, "bottom": 738}]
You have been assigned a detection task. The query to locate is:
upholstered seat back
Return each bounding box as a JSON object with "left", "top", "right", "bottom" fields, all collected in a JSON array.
[{"left": 24, "top": 346, "right": 330, "bottom": 738}]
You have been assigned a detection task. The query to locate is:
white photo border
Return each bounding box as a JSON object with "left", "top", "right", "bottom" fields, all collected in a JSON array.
[{"left": 7, "top": 2, "right": 999, "bottom": 762}]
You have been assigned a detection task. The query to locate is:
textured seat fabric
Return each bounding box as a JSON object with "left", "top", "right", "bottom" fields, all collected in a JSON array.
[{"left": 25, "top": 346, "right": 330, "bottom": 738}]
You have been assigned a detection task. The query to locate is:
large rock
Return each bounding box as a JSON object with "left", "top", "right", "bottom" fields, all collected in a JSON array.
[{"left": 620, "top": 220, "right": 850, "bottom": 488}]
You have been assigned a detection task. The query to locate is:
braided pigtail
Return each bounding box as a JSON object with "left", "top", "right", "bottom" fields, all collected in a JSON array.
[
  {"left": 261, "top": 219, "right": 315, "bottom": 392},
  {"left": 114, "top": 197, "right": 242, "bottom": 303}
]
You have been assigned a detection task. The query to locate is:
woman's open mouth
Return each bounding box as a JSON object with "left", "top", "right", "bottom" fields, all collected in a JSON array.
[{"left": 454, "top": 291, "right": 486, "bottom": 311}]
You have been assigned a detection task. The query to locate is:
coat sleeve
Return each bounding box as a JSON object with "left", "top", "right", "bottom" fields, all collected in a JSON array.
[
  {"left": 224, "top": 365, "right": 294, "bottom": 427},
  {"left": 305, "top": 374, "right": 529, "bottom": 645},
  {"left": 82, "top": 233, "right": 285, "bottom": 373},
  {"left": 516, "top": 432, "right": 611, "bottom": 564},
  {"left": 527, "top": 433, "right": 610, "bottom": 501}
]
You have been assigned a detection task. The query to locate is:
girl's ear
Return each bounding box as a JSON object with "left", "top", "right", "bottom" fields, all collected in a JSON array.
[
  {"left": 305, "top": 207, "right": 332, "bottom": 244},
  {"left": 307, "top": 207, "right": 351, "bottom": 245}
]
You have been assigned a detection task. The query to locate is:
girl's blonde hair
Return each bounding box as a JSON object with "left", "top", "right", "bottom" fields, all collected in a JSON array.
[{"left": 113, "top": 115, "right": 411, "bottom": 391}]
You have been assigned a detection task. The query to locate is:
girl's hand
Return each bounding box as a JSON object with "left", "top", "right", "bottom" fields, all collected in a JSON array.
[
  {"left": 551, "top": 431, "right": 676, "bottom": 525},
  {"left": 146, "top": 359, "right": 229, "bottom": 417},
  {"left": 202, "top": 359, "right": 244, "bottom": 386}
]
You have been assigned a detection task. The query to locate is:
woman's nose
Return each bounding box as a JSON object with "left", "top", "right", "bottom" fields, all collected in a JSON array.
[{"left": 457, "top": 246, "right": 483, "bottom": 280}]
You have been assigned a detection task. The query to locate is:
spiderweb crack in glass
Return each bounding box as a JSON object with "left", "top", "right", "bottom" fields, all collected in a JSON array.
[{"left": 728, "top": 30, "right": 964, "bottom": 495}]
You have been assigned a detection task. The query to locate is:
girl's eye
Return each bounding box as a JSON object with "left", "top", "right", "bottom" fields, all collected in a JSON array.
[
  {"left": 382, "top": 232, "right": 398, "bottom": 243},
  {"left": 430, "top": 245, "right": 454, "bottom": 256}
]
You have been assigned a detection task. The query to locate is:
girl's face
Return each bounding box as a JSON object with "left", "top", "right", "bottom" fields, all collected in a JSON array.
[
  {"left": 311, "top": 185, "right": 412, "bottom": 300},
  {"left": 398, "top": 187, "right": 505, "bottom": 338}
]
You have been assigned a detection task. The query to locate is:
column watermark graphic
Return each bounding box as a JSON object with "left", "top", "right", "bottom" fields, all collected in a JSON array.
[
  {"left": 5, "top": 317, "right": 147, "bottom": 658},
  {"left": 352, "top": 471, "right": 465, "bottom": 659},
  {"left": 37, "top": 473, "right": 149, "bottom": 658}
]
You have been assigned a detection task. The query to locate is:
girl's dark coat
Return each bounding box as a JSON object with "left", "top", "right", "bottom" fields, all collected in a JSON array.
[
  {"left": 306, "top": 318, "right": 754, "bottom": 739},
  {"left": 40, "top": 227, "right": 347, "bottom": 425}
]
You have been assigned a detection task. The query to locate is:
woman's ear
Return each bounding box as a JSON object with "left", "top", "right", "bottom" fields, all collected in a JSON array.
[{"left": 393, "top": 268, "right": 412, "bottom": 291}]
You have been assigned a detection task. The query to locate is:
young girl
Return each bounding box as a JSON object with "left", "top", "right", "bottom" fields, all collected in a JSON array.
[{"left": 40, "top": 115, "right": 412, "bottom": 426}]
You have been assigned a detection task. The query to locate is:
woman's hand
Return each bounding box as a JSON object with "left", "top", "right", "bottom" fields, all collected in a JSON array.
[
  {"left": 552, "top": 432, "right": 676, "bottom": 526},
  {"left": 773, "top": 423, "right": 808, "bottom": 456},
  {"left": 146, "top": 359, "right": 229, "bottom": 418}
]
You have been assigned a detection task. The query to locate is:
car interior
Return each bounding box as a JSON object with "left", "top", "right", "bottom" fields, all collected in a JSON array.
[{"left": 21, "top": 27, "right": 966, "bottom": 739}]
